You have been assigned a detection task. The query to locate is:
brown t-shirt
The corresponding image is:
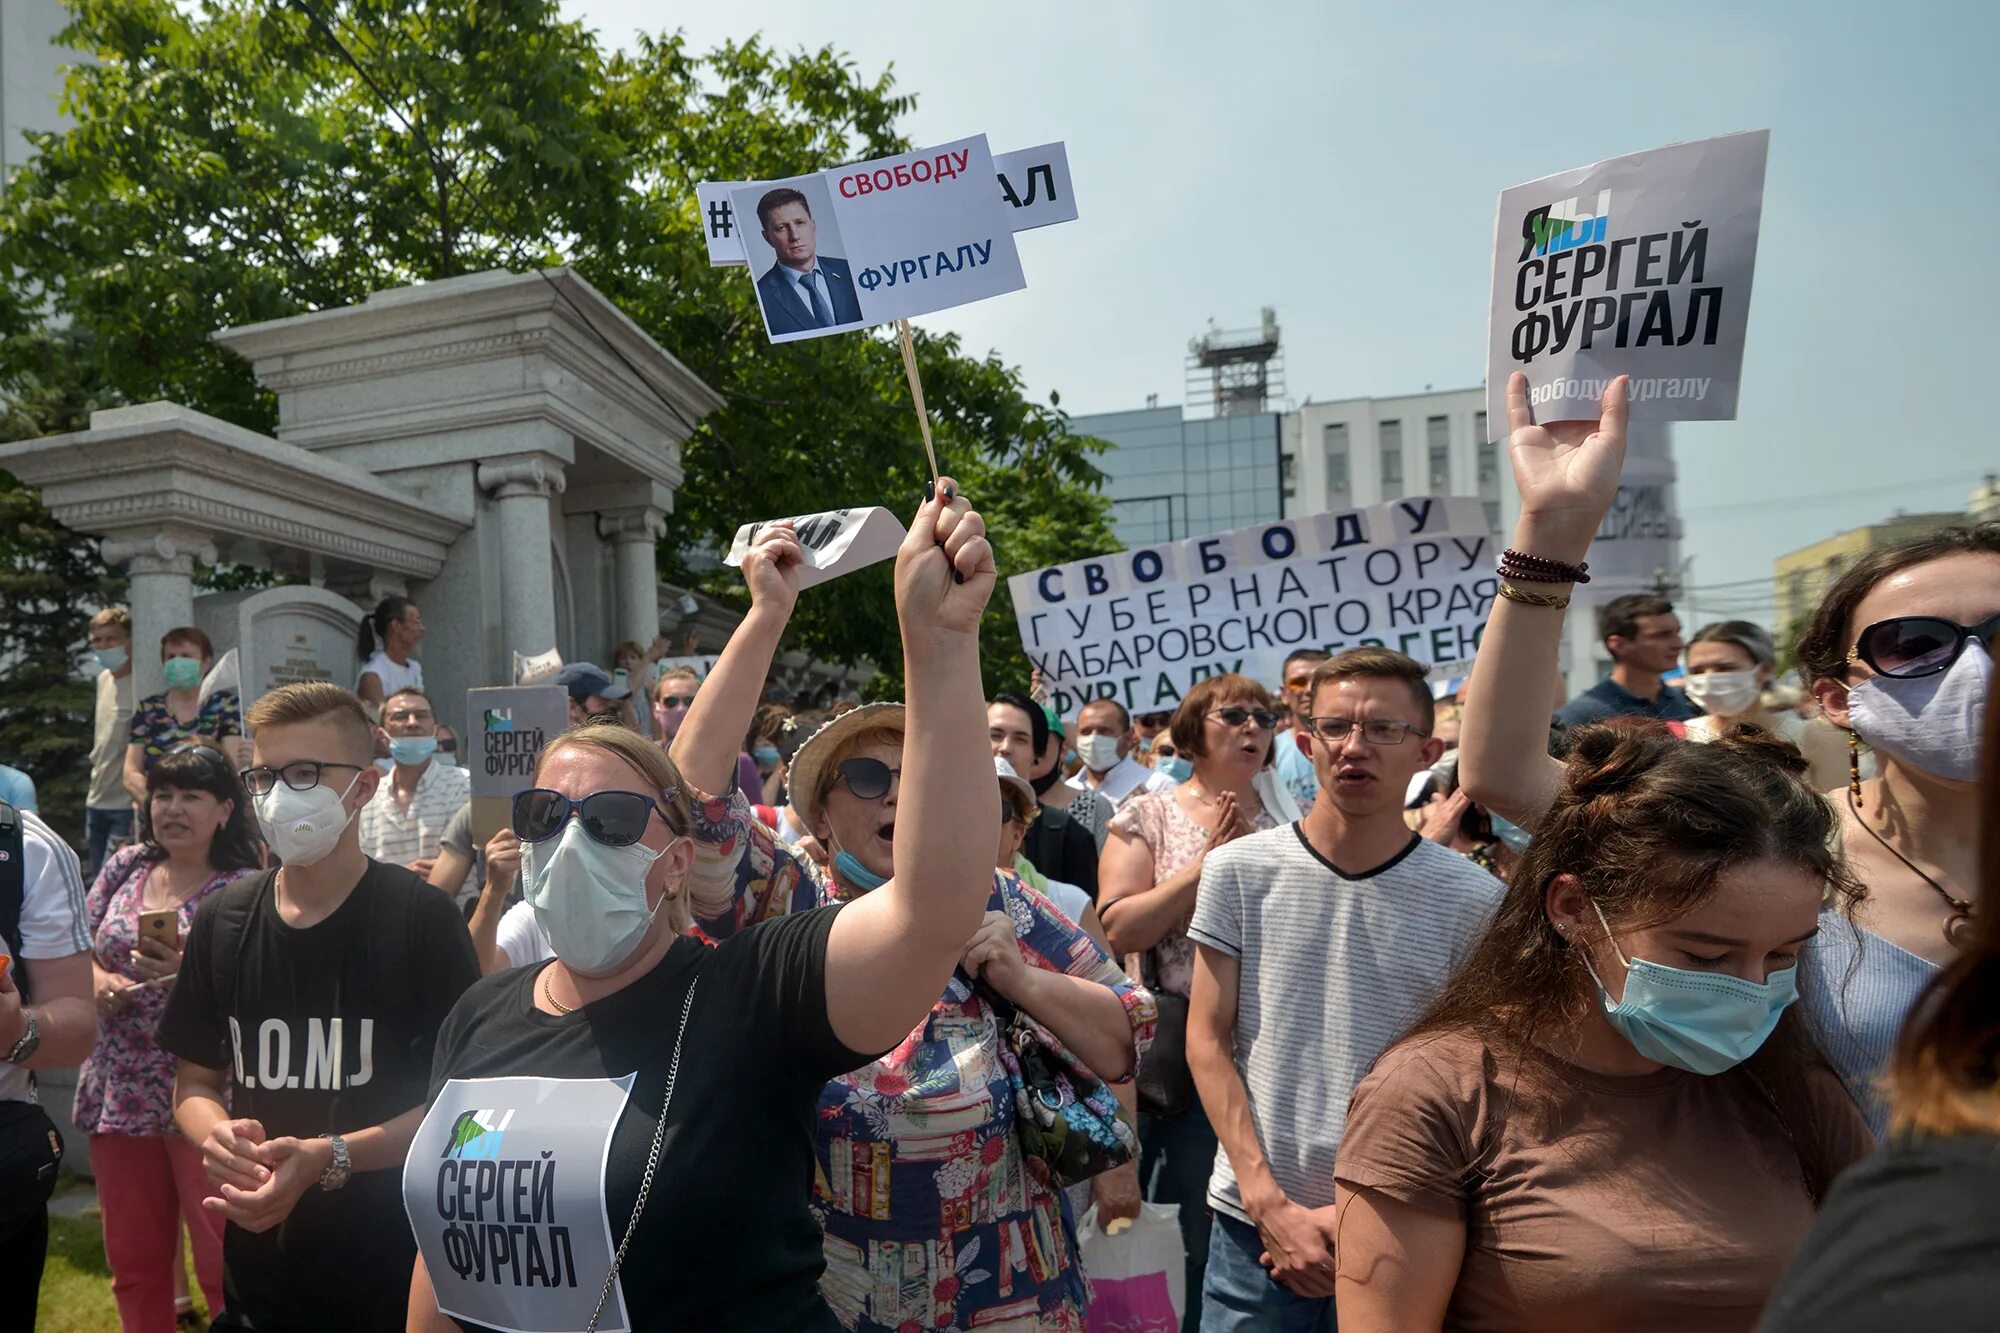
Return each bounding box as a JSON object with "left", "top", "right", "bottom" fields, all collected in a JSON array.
[{"left": 1335, "top": 1029, "right": 1874, "bottom": 1333}]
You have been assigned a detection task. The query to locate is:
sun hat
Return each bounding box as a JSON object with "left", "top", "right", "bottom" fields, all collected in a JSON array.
[{"left": 787, "top": 701, "right": 905, "bottom": 829}]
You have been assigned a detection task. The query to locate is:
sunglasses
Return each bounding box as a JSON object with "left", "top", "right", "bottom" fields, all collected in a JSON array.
[
  {"left": 1849, "top": 612, "right": 2000, "bottom": 680},
  {"left": 656, "top": 695, "right": 696, "bottom": 709},
  {"left": 169, "top": 743, "right": 230, "bottom": 768},
  {"left": 513, "top": 788, "right": 668, "bottom": 847},
  {"left": 1207, "top": 707, "right": 1279, "bottom": 731},
  {"left": 835, "top": 757, "right": 900, "bottom": 802}
]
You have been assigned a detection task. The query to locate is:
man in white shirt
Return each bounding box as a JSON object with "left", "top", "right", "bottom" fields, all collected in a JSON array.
[
  {"left": 1066, "top": 699, "right": 1177, "bottom": 807},
  {"left": 85, "top": 606, "right": 138, "bottom": 876},
  {"left": 0, "top": 806, "right": 98, "bottom": 1319},
  {"left": 357, "top": 687, "right": 470, "bottom": 877}
]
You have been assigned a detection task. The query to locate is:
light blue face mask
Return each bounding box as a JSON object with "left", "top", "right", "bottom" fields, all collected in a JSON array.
[
  {"left": 1156, "top": 756, "right": 1193, "bottom": 783},
  {"left": 1583, "top": 899, "right": 1797, "bottom": 1075},
  {"left": 752, "top": 745, "right": 781, "bottom": 768},
  {"left": 833, "top": 849, "right": 888, "bottom": 892},
  {"left": 162, "top": 655, "right": 203, "bottom": 691},
  {"left": 1490, "top": 812, "right": 1532, "bottom": 854},
  {"left": 388, "top": 735, "right": 439, "bottom": 767},
  {"left": 94, "top": 646, "right": 129, "bottom": 673}
]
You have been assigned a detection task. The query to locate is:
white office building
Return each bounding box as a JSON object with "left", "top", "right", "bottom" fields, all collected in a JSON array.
[
  {"left": 1281, "top": 386, "right": 1682, "bottom": 696},
  {"left": 2, "top": 0, "right": 78, "bottom": 190}
]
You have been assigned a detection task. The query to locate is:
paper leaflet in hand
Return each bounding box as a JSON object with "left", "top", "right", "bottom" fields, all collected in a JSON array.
[
  {"left": 196, "top": 649, "right": 245, "bottom": 738},
  {"left": 725, "top": 507, "right": 907, "bottom": 590},
  {"left": 513, "top": 647, "right": 563, "bottom": 685}
]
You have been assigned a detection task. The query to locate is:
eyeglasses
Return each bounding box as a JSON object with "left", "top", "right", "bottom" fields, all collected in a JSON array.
[
  {"left": 1304, "top": 717, "right": 1429, "bottom": 746},
  {"left": 1136, "top": 712, "right": 1172, "bottom": 728},
  {"left": 1848, "top": 612, "right": 2000, "bottom": 680},
  {"left": 835, "top": 757, "right": 900, "bottom": 801},
  {"left": 169, "top": 743, "right": 230, "bottom": 768},
  {"left": 513, "top": 789, "right": 669, "bottom": 847},
  {"left": 1206, "top": 707, "right": 1279, "bottom": 731},
  {"left": 238, "top": 759, "right": 364, "bottom": 796},
  {"left": 656, "top": 695, "right": 696, "bottom": 709}
]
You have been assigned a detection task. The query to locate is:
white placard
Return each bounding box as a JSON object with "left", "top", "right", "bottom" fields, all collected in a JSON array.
[
  {"left": 1488, "top": 130, "right": 1769, "bottom": 427},
  {"left": 697, "top": 142, "right": 1077, "bottom": 266},
  {"left": 1011, "top": 498, "right": 1498, "bottom": 719},
  {"left": 725, "top": 506, "right": 908, "bottom": 590}
]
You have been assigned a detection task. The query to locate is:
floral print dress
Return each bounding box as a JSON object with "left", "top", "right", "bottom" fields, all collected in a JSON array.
[
  {"left": 1108, "top": 789, "right": 1278, "bottom": 1000},
  {"left": 689, "top": 788, "right": 1157, "bottom": 1332},
  {"left": 74, "top": 845, "right": 252, "bottom": 1136}
]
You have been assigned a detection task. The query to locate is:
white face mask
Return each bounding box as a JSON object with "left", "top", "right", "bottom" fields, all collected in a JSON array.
[
  {"left": 523, "top": 820, "right": 671, "bottom": 975},
  {"left": 1076, "top": 734, "right": 1122, "bottom": 774},
  {"left": 1683, "top": 669, "right": 1762, "bottom": 716},
  {"left": 254, "top": 771, "right": 364, "bottom": 867},
  {"left": 1848, "top": 643, "right": 1991, "bottom": 784}
]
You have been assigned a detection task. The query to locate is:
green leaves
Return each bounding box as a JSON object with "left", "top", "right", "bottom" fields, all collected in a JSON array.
[{"left": 0, "top": 0, "right": 1113, "bottom": 764}]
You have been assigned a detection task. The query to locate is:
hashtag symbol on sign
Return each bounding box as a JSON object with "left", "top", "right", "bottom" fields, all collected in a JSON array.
[{"left": 707, "top": 200, "right": 733, "bottom": 239}]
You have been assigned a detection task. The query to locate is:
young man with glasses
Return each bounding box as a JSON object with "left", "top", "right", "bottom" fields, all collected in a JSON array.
[
  {"left": 156, "top": 682, "right": 478, "bottom": 1332},
  {"left": 1184, "top": 647, "right": 1503, "bottom": 1331},
  {"left": 358, "top": 687, "right": 471, "bottom": 879}
]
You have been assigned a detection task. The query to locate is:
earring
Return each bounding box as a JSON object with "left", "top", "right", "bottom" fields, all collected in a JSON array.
[{"left": 1848, "top": 731, "right": 1862, "bottom": 809}]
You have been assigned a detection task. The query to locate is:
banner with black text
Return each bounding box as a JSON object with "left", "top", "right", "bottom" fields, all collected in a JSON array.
[{"left": 1010, "top": 498, "right": 1498, "bottom": 720}]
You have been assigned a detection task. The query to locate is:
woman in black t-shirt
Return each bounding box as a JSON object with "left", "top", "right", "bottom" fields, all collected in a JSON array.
[{"left": 404, "top": 482, "right": 1002, "bottom": 1333}]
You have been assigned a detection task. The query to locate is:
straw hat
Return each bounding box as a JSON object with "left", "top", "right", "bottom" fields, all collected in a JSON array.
[{"left": 786, "top": 702, "right": 905, "bottom": 830}]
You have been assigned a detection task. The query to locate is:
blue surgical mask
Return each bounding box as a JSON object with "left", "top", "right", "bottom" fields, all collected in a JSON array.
[
  {"left": 1490, "top": 812, "right": 1532, "bottom": 854},
  {"left": 388, "top": 735, "right": 439, "bottom": 767},
  {"left": 752, "top": 745, "right": 781, "bottom": 768},
  {"left": 1157, "top": 756, "right": 1193, "bottom": 783},
  {"left": 94, "top": 646, "right": 129, "bottom": 673},
  {"left": 523, "top": 820, "right": 671, "bottom": 975},
  {"left": 1583, "top": 899, "right": 1796, "bottom": 1075},
  {"left": 832, "top": 849, "right": 888, "bottom": 893},
  {"left": 162, "top": 655, "right": 203, "bottom": 691}
]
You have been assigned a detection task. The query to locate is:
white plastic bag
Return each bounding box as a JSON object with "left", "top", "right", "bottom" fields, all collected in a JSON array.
[{"left": 1077, "top": 1201, "right": 1186, "bottom": 1332}]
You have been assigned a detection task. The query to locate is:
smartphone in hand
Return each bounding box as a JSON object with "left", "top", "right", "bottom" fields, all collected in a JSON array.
[{"left": 137, "top": 909, "right": 181, "bottom": 953}]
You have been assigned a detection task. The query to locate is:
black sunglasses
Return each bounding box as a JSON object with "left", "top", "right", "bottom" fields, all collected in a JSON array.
[
  {"left": 836, "top": 757, "right": 901, "bottom": 802},
  {"left": 169, "top": 743, "right": 230, "bottom": 768},
  {"left": 513, "top": 788, "right": 668, "bottom": 847},
  {"left": 1207, "top": 707, "right": 1279, "bottom": 731},
  {"left": 656, "top": 694, "right": 696, "bottom": 709},
  {"left": 1849, "top": 613, "right": 2000, "bottom": 680}
]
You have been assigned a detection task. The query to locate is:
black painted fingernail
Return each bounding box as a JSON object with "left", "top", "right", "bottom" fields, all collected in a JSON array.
[
  {"left": 942, "top": 483, "right": 955, "bottom": 500},
  {"left": 924, "top": 479, "right": 935, "bottom": 502},
  {"left": 954, "top": 570, "right": 965, "bottom": 584}
]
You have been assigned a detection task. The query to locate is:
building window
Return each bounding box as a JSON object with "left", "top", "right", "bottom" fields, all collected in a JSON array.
[
  {"left": 1427, "top": 416, "right": 1450, "bottom": 491},
  {"left": 1483, "top": 499, "right": 1500, "bottom": 534},
  {"left": 1379, "top": 420, "right": 1402, "bottom": 499},
  {"left": 1478, "top": 439, "right": 1498, "bottom": 486},
  {"left": 1324, "top": 423, "right": 1350, "bottom": 502}
]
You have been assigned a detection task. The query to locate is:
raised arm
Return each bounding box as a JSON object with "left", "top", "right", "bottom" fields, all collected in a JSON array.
[
  {"left": 670, "top": 523, "right": 802, "bottom": 795},
  {"left": 1460, "top": 373, "right": 1628, "bottom": 830},
  {"left": 825, "top": 480, "right": 997, "bottom": 1054}
]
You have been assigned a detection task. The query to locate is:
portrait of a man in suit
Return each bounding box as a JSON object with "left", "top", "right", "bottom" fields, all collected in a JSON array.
[{"left": 753, "top": 186, "right": 864, "bottom": 336}]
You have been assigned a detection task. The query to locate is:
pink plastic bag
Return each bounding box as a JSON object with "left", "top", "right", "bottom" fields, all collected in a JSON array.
[{"left": 1078, "top": 1201, "right": 1186, "bottom": 1332}]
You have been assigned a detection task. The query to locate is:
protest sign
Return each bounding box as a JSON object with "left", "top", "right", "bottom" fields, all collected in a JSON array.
[
  {"left": 1011, "top": 498, "right": 1497, "bottom": 720},
  {"left": 467, "top": 686, "right": 569, "bottom": 842},
  {"left": 512, "top": 647, "right": 563, "bottom": 685},
  {"left": 724, "top": 506, "right": 907, "bottom": 590},
  {"left": 729, "top": 134, "right": 1026, "bottom": 343},
  {"left": 698, "top": 142, "right": 1076, "bottom": 266},
  {"left": 1488, "top": 129, "right": 1768, "bottom": 429}
]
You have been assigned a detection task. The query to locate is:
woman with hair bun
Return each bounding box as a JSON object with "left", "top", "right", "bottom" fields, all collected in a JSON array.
[{"left": 1333, "top": 376, "right": 1872, "bottom": 1332}]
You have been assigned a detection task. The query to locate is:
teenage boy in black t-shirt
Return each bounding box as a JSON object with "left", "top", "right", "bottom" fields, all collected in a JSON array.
[{"left": 159, "top": 682, "right": 479, "bottom": 1331}]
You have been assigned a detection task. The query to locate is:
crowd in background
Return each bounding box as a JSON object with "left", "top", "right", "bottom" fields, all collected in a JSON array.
[{"left": 0, "top": 392, "right": 1995, "bottom": 1332}]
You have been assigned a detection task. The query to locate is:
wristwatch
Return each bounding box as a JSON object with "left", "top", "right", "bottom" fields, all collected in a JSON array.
[
  {"left": 317, "top": 1133, "right": 351, "bottom": 1191},
  {"left": 4, "top": 1008, "right": 39, "bottom": 1065}
]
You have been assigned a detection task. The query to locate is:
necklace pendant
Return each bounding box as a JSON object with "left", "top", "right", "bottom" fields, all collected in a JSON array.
[{"left": 1945, "top": 911, "right": 1975, "bottom": 949}]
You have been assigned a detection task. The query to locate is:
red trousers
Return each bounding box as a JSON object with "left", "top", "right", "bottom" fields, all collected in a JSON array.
[{"left": 90, "top": 1132, "right": 225, "bottom": 1333}]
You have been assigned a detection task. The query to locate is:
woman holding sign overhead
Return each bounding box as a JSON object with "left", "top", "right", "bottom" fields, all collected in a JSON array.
[{"left": 403, "top": 482, "right": 1010, "bottom": 1332}]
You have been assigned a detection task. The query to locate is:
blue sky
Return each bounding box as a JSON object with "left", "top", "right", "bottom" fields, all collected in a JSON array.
[{"left": 572, "top": 0, "right": 1997, "bottom": 620}]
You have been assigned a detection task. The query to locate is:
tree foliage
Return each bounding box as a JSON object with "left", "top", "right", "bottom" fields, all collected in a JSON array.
[{"left": 0, "top": 0, "right": 1111, "bottom": 721}]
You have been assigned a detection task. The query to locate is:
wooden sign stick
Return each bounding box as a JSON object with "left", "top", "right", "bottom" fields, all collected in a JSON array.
[{"left": 895, "top": 318, "right": 941, "bottom": 485}]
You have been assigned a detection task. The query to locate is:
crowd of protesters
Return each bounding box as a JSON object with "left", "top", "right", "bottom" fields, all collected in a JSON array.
[{"left": 0, "top": 393, "right": 1995, "bottom": 1331}]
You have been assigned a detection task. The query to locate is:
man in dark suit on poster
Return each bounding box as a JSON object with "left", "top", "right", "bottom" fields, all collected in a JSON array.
[{"left": 753, "top": 187, "right": 864, "bottom": 336}]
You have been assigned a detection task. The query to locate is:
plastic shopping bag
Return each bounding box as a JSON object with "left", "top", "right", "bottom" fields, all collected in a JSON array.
[{"left": 1077, "top": 1201, "right": 1186, "bottom": 1332}]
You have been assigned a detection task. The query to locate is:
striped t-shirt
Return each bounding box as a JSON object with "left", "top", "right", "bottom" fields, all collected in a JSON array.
[{"left": 1188, "top": 823, "right": 1503, "bottom": 1222}]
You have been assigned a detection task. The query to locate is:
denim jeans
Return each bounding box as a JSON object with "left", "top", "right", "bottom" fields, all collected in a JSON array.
[
  {"left": 85, "top": 806, "right": 134, "bottom": 880},
  {"left": 1138, "top": 1108, "right": 1218, "bottom": 1331},
  {"left": 1202, "top": 1212, "right": 1336, "bottom": 1332}
]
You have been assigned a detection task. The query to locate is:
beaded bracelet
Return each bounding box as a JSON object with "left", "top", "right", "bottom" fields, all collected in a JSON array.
[
  {"left": 1498, "top": 581, "right": 1571, "bottom": 610},
  {"left": 1499, "top": 548, "right": 1590, "bottom": 585}
]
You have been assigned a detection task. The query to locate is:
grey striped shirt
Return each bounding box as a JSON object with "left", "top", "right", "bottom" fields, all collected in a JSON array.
[{"left": 1188, "top": 824, "right": 1503, "bottom": 1220}]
